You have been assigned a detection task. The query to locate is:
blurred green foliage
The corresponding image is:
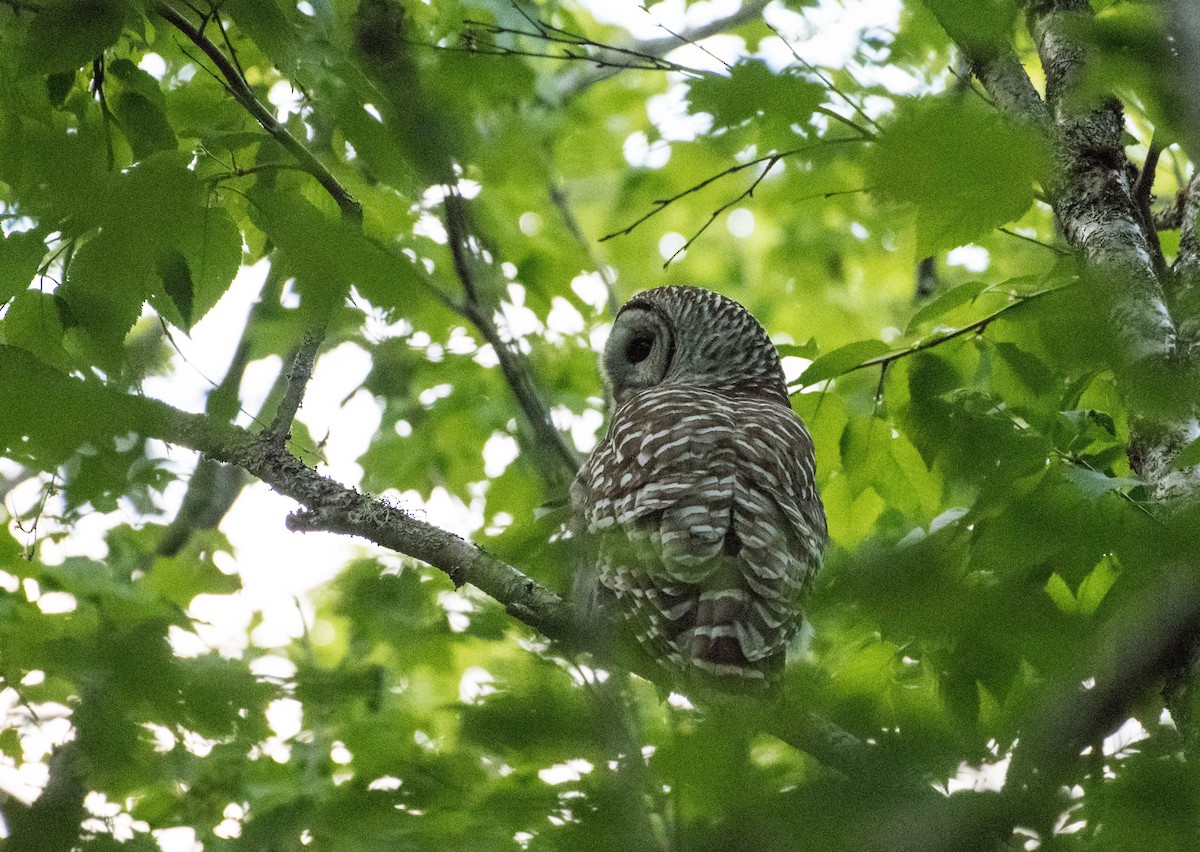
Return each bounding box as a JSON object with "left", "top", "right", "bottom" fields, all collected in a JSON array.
[{"left": 0, "top": 0, "right": 1196, "bottom": 849}]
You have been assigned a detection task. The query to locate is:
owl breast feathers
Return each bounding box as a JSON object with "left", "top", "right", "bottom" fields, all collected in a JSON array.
[{"left": 571, "top": 285, "right": 827, "bottom": 685}]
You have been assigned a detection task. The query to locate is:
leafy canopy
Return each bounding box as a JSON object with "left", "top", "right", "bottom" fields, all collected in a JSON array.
[{"left": 1, "top": 0, "right": 1198, "bottom": 850}]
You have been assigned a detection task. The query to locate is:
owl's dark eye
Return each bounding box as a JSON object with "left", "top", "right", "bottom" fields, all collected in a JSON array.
[{"left": 626, "top": 334, "right": 654, "bottom": 364}]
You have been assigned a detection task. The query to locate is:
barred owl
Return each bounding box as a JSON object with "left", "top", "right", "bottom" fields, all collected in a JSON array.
[{"left": 571, "top": 285, "right": 827, "bottom": 685}]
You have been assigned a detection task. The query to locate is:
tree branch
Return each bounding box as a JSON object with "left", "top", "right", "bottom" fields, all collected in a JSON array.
[
  {"left": 1174, "top": 173, "right": 1200, "bottom": 353},
  {"left": 873, "top": 568, "right": 1200, "bottom": 852},
  {"left": 1133, "top": 136, "right": 1169, "bottom": 279},
  {"left": 443, "top": 191, "right": 581, "bottom": 490},
  {"left": 152, "top": 2, "right": 362, "bottom": 224},
  {"left": 0, "top": 343, "right": 907, "bottom": 788},
  {"left": 934, "top": 2, "right": 1176, "bottom": 372},
  {"left": 1023, "top": 1, "right": 1200, "bottom": 496},
  {"left": 930, "top": 17, "right": 1048, "bottom": 136},
  {"left": 932, "top": 1, "right": 1200, "bottom": 495},
  {"left": 792, "top": 283, "right": 1074, "bottom": 391},
  {"left": 1, "top": 344, "right": 574, "bottom": 640},
  {"left": 264, "top": 323, "right": 326, "bottom": 445},
  {"left": 349, "top": 6, "right": 580, "bottom": 492},
  {"left": 1025, "top": 1, "right": 1176, "bottom": 362}
]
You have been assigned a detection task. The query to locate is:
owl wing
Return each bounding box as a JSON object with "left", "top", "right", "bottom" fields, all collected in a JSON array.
[{"left": 572, "top": 388, "right": 825, "bottom": 682}]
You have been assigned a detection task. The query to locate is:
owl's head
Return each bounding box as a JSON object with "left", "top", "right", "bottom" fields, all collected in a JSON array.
[{"left": 603, "top": 285, "right": 789, "bottom": 405}]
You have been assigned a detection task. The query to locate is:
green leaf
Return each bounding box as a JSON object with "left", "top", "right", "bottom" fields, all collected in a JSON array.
[
  {"left": 144, "top": 550, "right": 241, "bottom": 609},
  {"left": 0, "top": 344, "right": 145, "bottom": 467},
  {"left": 58, "top": 153, "right": 240, "bottom": 352},
  {"left": 1045, "top": 556, "right": 1120, "bottom": 617},
  {"left": 225, "top": 0, "right": 302, "bottom": 75},
  {"left": 688, "top": 60, "right": 824, "bottom": 133},
  {"left": 867, "top": 94, "right": 1047, "bottom": 256},
  {"left": 906, "top": 280, "right": 989, "bottom": 333},
  {"left": 1061, "top": 463, "right": 1140, "bottom": 499},
  {"left": 2, "top": 290, "right": 67, "bottom": 369},
  {"left": 822, "top": 475, "right": 885, "bottom": 548},
  {"left": 20, "top": 0, "right": 127, "bottom": 75},
  {"left": 157, "top": 249, "right": 193, "bottom": 328},
  {"left": 1044, "top": 572, "right": 1076, "bottom": 613},
  {"left": 1076, "top": 554, "right": 1119, "bottom": 616},
  {"left": 0, "top": 230, "right": 46, "bottom": 304},
  {"left": 797, "top": 339, "right": 892, "bottom": 385},
  {"left": 60, "top": 230, "right": 151, "bottom": 365},
  {"left": 1170, "top": 435, "right": 1200, "bottom": 471},
  {"left": 178, "top": 206, "right": 243, "bottom": 328},
  {"left": 114, "top": 90, "right": 178, "bottom": 159},
  {"left": 921, "top": 0, "right": 1017, "bottom": 54},
  {"left": 250, "top": 187, "right": 425, "bottom": 318},
  {"left": 777, "top": 338, "right": 819, "bottom": 359}
]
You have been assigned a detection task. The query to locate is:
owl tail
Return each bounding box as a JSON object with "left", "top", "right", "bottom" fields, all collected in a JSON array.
[{"left": 679, "top": 572, "right": 785, "bottom": 686}]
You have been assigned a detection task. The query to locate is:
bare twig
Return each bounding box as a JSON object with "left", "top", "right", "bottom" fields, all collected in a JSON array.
[
  {"left": 556, "top": 0, "right": 771, "bottom": 95},
  {"left": 153, "top": 2, "right": 362, "bottom": 223},
  {"left": 996, "top": 226, "right": 1071, "bottom": 255},
  {"left": 456, "top": 12, "right": 708, "bottom": 78},
  {"left": 600, "top": 137, "right": 864, "bottom": 242},
  {"left": 846, "top": 288, "right": 1061, "bottom": 371},
  {"left": 661, "top": 184, "right": 863, "bottom": 268},
  {"left": 765, "top": 20, "right": 880, "bottom": 135},
  {"left": 208, "top": 162, "right": 313, "bottom": 184},
  {"left": 1133, "top": 135, "right": 1169, "bottom": 279},
  {"left": 443, "top": 191, "right": 581, "bottom": 488},
  {"left": 632, "top": 0, "right": 771, "bottom": 62},
  {"left": 430, "top": 37, "right": 703, "bottom": 76},
  {"left": 643, "top": 10, "right": 732, "bottom": 72},
  {"left": 662, "top": 154, "right": 783, "bottom": 268}
]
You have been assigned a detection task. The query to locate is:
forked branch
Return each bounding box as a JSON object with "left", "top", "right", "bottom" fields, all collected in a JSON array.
[{"left": 600, "top": 137, "right": 865, "bottom": 245}]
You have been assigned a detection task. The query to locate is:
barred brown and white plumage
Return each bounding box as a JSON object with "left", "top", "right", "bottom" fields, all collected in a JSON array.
[{"left": 571, "top": 285, "right": 827, "bottom": 684}]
